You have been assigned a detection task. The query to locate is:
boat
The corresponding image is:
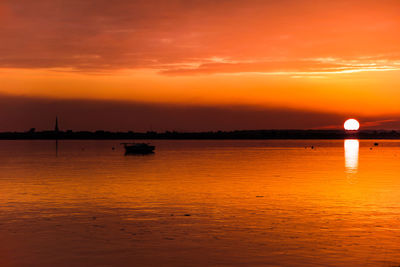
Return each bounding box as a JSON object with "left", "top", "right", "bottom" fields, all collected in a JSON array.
[{"left": 121, "top": 143, "right": 155, "bottom": 154}]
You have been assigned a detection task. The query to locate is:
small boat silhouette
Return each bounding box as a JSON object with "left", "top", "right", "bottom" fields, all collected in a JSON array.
[{"left": 121, "top": 143, "right": 155, "bottom": 154}]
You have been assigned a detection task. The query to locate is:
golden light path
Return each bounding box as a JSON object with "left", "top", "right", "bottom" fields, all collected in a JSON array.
[{"left": 344, "top": 139, "right": 359, "bottom": 174}]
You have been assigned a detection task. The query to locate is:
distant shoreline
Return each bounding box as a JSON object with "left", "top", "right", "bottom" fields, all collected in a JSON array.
[{"left": 0, "top": 130, "right": 399, "bottom": 140}]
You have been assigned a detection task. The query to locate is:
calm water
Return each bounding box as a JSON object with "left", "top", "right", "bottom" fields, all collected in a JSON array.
[{"left": 1, "top": 140, "right": 400, "bottom": 266}]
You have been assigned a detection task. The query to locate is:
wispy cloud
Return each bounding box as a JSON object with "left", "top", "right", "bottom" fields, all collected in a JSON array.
[
  {"left": 159, "top": 57, "right": 400, "bottom": 76},
  {"left": 362, "top": 119, "right": 399, "bottom": 128}
]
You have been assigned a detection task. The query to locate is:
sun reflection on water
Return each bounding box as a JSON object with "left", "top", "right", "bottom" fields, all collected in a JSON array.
[{"left": 344, "top": 139, "right": 359, "bottom": 174}]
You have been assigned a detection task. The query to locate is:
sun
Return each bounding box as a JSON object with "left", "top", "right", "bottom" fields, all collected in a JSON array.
[{"left": 344, "top": 119, "right": 360, "bottom": 131}]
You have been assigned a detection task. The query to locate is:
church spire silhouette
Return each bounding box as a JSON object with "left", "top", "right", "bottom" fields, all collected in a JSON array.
[{"left": 55, "top": 116, "right": 59, "bottom": 132}]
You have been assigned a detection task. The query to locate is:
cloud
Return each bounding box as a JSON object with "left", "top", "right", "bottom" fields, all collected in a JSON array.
[
  {"left": 0, "top": 94, "right": 349, "bottom": 131},
  {"left": 361, "top": 119, "right": 400, "bottom": 128},
  {"left": 0, "top": 94, "right": 399, "bottom": 131},
  {"left": 159, "top": 57, "right": 400, "bottom": 76},
  {"left": 1, "top": 0, "right": 400, "bottom": 75}
]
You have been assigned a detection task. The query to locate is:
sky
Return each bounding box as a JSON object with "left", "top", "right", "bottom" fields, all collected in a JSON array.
[{"left": 1, "top": 0, "right": 400, "bottom": 131}]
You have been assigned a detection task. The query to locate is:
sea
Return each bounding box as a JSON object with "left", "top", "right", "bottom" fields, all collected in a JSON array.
[{"left": 1, "top": 140, "right": 400, "bottom": 266}]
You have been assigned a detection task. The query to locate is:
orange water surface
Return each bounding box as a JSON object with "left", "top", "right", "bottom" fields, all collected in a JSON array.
[{"left": 1, "top": 140, "right": 400, "bottom": 266}]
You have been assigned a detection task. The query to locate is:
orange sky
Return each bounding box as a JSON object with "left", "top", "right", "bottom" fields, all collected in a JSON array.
[{"left": 1, "top": 0, "right": 400, "bottom": 130}]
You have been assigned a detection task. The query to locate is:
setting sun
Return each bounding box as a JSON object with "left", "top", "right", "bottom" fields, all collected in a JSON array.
[{"left": 344, "top": 119, "right": 360, "bottom": 131}]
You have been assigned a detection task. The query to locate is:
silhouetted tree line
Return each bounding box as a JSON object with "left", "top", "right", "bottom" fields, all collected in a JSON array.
[{"left": 0, "top": 129, "right": 398, "bottom": 140}]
